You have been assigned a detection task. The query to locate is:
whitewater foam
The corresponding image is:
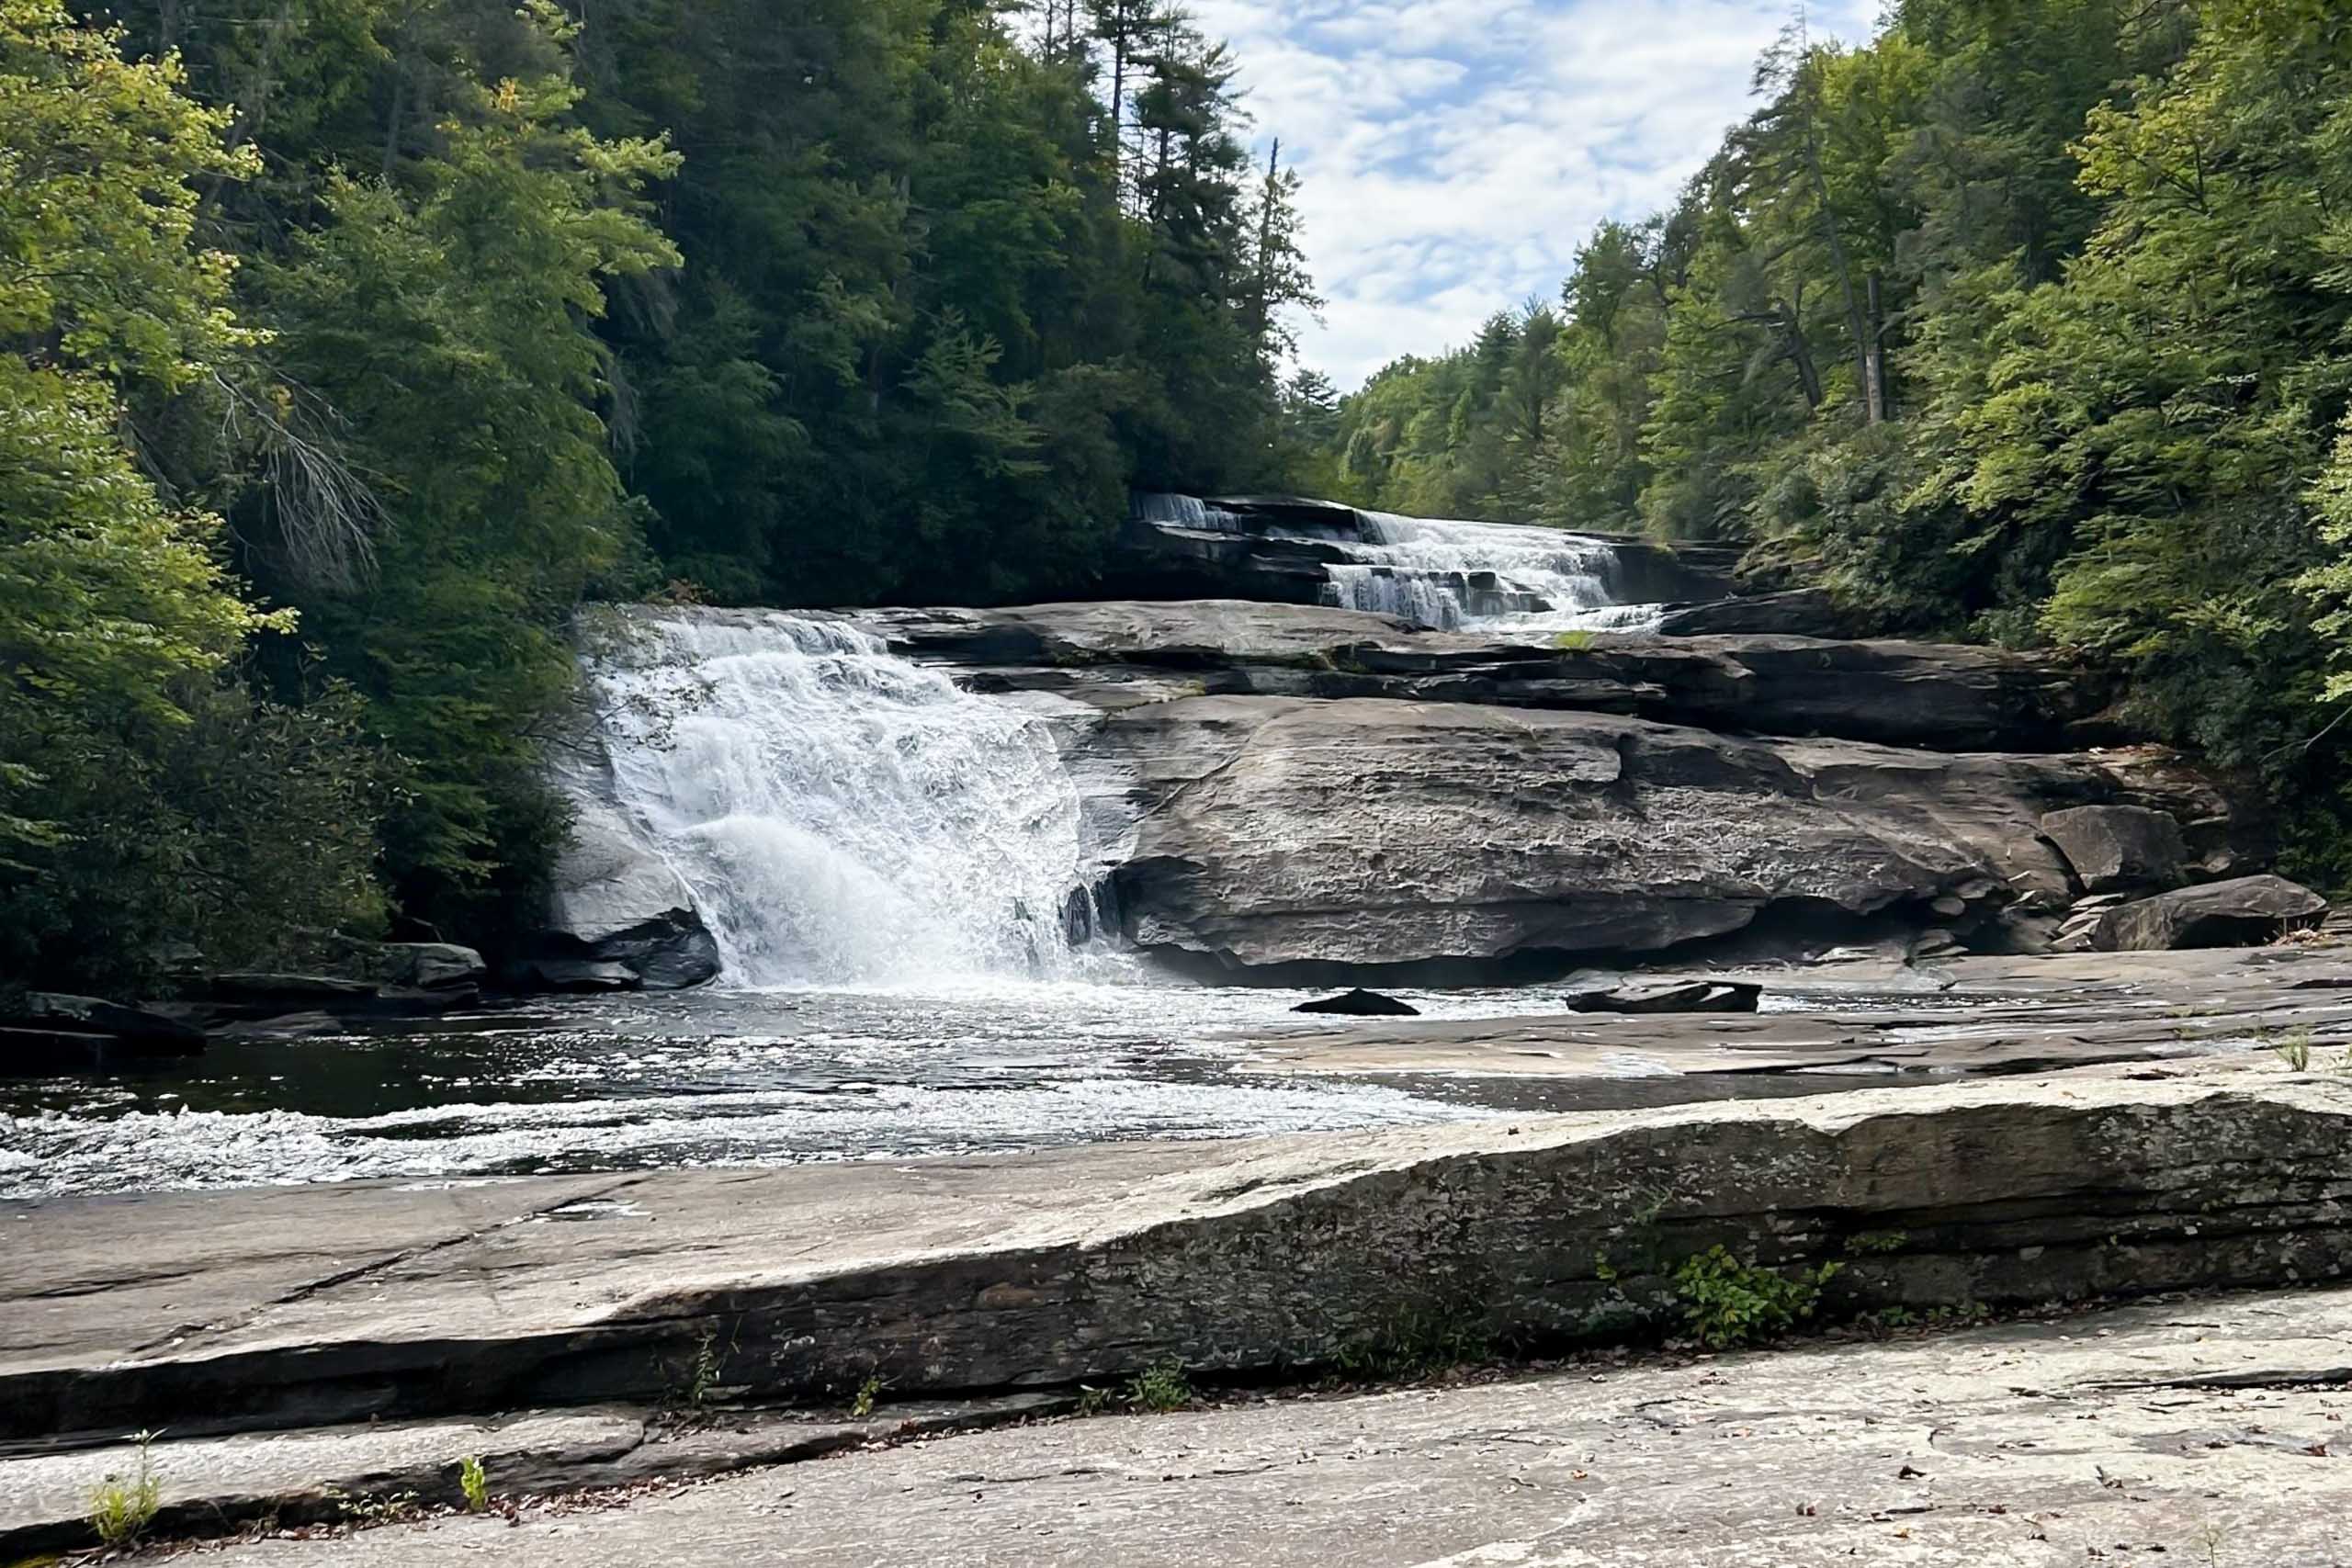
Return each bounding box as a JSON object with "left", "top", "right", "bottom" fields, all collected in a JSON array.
[{"left": 583, "top": 612, "right": 1111, "bottom": 989}]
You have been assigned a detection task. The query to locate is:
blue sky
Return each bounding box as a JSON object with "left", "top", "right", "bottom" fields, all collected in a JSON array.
[{"left": 1190, "top": 0, "right": 1883, "bottom": 386}]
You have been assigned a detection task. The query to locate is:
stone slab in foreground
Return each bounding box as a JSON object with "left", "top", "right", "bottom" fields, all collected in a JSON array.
[
  {"left": 191, "top": 1285, "right": 2352, "bottom": 1568},
  {"left": 7, "top": 1065, "right": 2352, "bottom": 1446}
]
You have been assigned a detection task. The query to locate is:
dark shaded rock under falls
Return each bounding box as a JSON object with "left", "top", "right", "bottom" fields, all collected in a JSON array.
[{"left": 1291, "top": 987, "right": 1421, "bottom": 1016}]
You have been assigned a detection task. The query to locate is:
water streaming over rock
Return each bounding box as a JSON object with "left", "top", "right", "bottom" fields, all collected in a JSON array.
[
  {"left": 582, "top": 611, "right": 1108, "bottom": 988},
  {"left": 1327, "top": 513, "right": 1663, "bottom": 634}
]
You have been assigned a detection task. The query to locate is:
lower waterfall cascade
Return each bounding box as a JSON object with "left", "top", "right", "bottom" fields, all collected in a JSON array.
[{"left": 581, "top": 611, "right": 1109, "bottom": 988}]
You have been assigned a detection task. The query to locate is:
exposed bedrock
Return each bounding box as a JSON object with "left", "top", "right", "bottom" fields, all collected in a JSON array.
[
  {"left": 861, "top": 599, "right": 2123, "bottom": 752},
  {"left": 1089, "top": 693, "right": 2234, "bottom": 972},
  {"left": 6, "top": 1068, "right": 2349, "bottom": 1443},
  {"left": 843, "top": 602, "right": 2266, "bottom": 975}
]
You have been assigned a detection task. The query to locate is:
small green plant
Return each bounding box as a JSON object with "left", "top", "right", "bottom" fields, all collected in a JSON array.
[
  {"left": 1843, "top": 1229, "right": 1909, "bottom": 1256},
  {"left": 850, "top": 1374, "right": 885, "bottom": 1418},
  {"left": 1551, "top": 629, "right": 1600, "bottom": 652},
  {"left": 1674, "top": 1247, "right": 1843, "bottom": 1349},
  {"left": 1331, "top": 1307, "right": 1492, "bottom": 1381},
  {"left": 668, "top": 1323, "right": 736, "bottom": 1414},
  {"left": 1075, "top": 1383, "right": 1115, "bottom": 1416},
  {"left": 1122, "top": 1359, "right": 1193, "bottom": 1413},
  {"left": 2272, "top": 1026, "right": 2314, "bottom": 1071},
  {"left": 1856, "top": 1305, "right": 1917, "bottom": 1336},
  {"left": 86, "top": 1428, "right": 163, "bottom": 1549},
  {"left": 458, "top": 1455, "right": 489, "bottom": 1514}
]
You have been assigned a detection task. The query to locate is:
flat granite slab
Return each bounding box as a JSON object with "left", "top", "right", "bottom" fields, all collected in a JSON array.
[
  {"left": 195, "top": 1284, "right": 2352, "bottom": 1567},
  {"left": 10, "top": 1062, "right": 2352, "bottom": 1449}
]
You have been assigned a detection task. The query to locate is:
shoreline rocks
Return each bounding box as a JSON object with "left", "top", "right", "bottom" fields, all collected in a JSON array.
[
  {"left": 7, "top": 1066, "right": 2350, "bottom": 1444},
  {"left": 2095, "top": 874, "right": 2328, "bottom": 952}
]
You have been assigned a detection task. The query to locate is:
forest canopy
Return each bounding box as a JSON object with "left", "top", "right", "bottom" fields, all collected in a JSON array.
[
  {"left": 0, "top": 0, "right": 1316, "bottom": 988},
  {"left": 1307, "top": 0, "right": 2352, "bottom": 885}
]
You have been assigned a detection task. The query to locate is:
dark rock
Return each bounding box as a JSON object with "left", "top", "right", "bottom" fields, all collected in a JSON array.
[
  {"left": 211, "top": 1011, "right": 345, "bottom": 1043},
  {"left": 1652, "top": 588, "right": 1864, "bottom": 638},
  {"left": 2041, "top": 804, "right": 2188, "bottom": 894},
  {"left": 199, "top": 973, "right": 381, "bottom": 1002},
  {"left": 537, "top": 790, "right": 721, "bottom": 990},
  {"left": 1, "top": 993, "right": 207, "bottom": 1071},
  {"left": 1565, "top": 981, "right": 1761, "bottom": 1015},
  {"left": 507, "top": 958, "right": 645, "bottom": 994},
  {"left": 14, "top": 993, "right": 206, "bottom": 1048},
  {"left": 2095, "top": 874, "right": 2329, "bottom": 952},
  {"left": 1291, "top": 988, "right": 1420, "bottom": 1017},
  {"left": 319, "top": 938, "right": 489, "bottom": 992}
]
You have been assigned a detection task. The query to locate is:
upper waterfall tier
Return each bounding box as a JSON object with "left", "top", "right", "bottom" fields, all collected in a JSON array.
[
  {"left": 1329, "top": 512, "right": 1661, "bottom": 633},
  {"left": 1119, "top": 494, "right": 1740, "bottom": 634},
  {"left": 574, "top": 611, "right": 1108, "bottom": 988}
]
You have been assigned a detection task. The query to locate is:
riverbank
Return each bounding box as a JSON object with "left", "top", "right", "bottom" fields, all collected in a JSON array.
[{"left": 7, "top": 1054, "right": 2352, "bottom": 1558}]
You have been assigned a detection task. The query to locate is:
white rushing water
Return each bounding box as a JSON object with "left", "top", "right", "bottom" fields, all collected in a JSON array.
[
  {"left": 584, "top": 612, "right": 1108, "bottom": 989},
  {"left": 1328, "top": 512, "right": 1664, "bottom": 634}
]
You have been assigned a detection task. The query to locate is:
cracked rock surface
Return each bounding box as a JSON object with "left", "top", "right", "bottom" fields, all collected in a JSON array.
[{"left": 192, "top": 1285, "right": 2352, "bottom": 1567}]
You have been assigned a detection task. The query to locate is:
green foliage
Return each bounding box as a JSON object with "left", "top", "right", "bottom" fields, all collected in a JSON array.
[
  {"left": 1674, "top": 1247, "right": 1843, "bottom": 1348},
  {"left": 850, "top": 1375, "right": 885, "bottom": 1419},
  {"left": 85, "top": 1429, "right": 162, "bottom": 1550},
  {"left": 1295, "top": 0, "right": 2352, "bottom": 883},
  {"left": 1842, "top": 1229, "right": 1909, "bottom": 1256},
  {"left": 0, "top": 0, "right": 385, "bottom": 992},
  {"left": 457, "top": 1454, "right": 488, "bottom": 1514},
  {"left": 1121, "top": 1358, "right": 1193, "bottom": 1413},
  {"left": 1330, "top": 1308, "right": 1492, "bottom": 1382},
  {"left": 0, "top": 0, "right": 1318, "bottom": 992}
]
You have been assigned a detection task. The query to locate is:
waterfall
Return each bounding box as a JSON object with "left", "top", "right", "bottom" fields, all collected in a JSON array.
[
  {"left": 582, "top": 611, "right": 1106, "bottom": 988},
  {"left": 1132, "top": 491, "right": 1247, "bottom": 533},
  {"left": 1326, "top": 513, "right": 1662, "bottom": 634}
]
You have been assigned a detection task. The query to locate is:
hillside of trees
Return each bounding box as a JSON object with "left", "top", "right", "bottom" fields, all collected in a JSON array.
[
  {"left": 1314, "top": 0, "right": 2352, "bottom": 885},
  {"left": 0, "top": 0, "right": 1315, "bottom": 990}
]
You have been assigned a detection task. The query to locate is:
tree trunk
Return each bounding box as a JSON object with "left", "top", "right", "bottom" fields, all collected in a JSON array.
[
  {"left": 1780, "top": 300, "right": 1825, "bottom": 409},
  {"left": 1864, "top": 272, "right": 1888, "bottom": 423}
]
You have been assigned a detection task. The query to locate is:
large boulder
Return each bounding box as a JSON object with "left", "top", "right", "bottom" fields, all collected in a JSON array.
[
  {"left": 2041, "top": 804, "right": 2187, "bottom": 894},
  {"left": 1098, "top": 694, "right": 2109, "bottom": 971},
  {"left": 538, "top": 794, "right": 721, "bottom": 990},
  {"left": 2094, "top": 874, "right": 2329, "bottom": 952}
]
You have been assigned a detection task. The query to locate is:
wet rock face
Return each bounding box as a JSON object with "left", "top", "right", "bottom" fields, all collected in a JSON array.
[{"left": 2095, "top": 874, "right": 2328, "bottom": 952}]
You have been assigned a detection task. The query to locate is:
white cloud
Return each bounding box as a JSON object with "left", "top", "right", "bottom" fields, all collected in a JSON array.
[{"left": 1193, "top": 0, "right": 1883, "bottom": 386}]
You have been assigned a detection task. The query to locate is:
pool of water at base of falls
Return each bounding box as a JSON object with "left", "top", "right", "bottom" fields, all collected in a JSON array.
[{"left": 0, "top": 977, "right": 1906, "bottom": 1200}]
